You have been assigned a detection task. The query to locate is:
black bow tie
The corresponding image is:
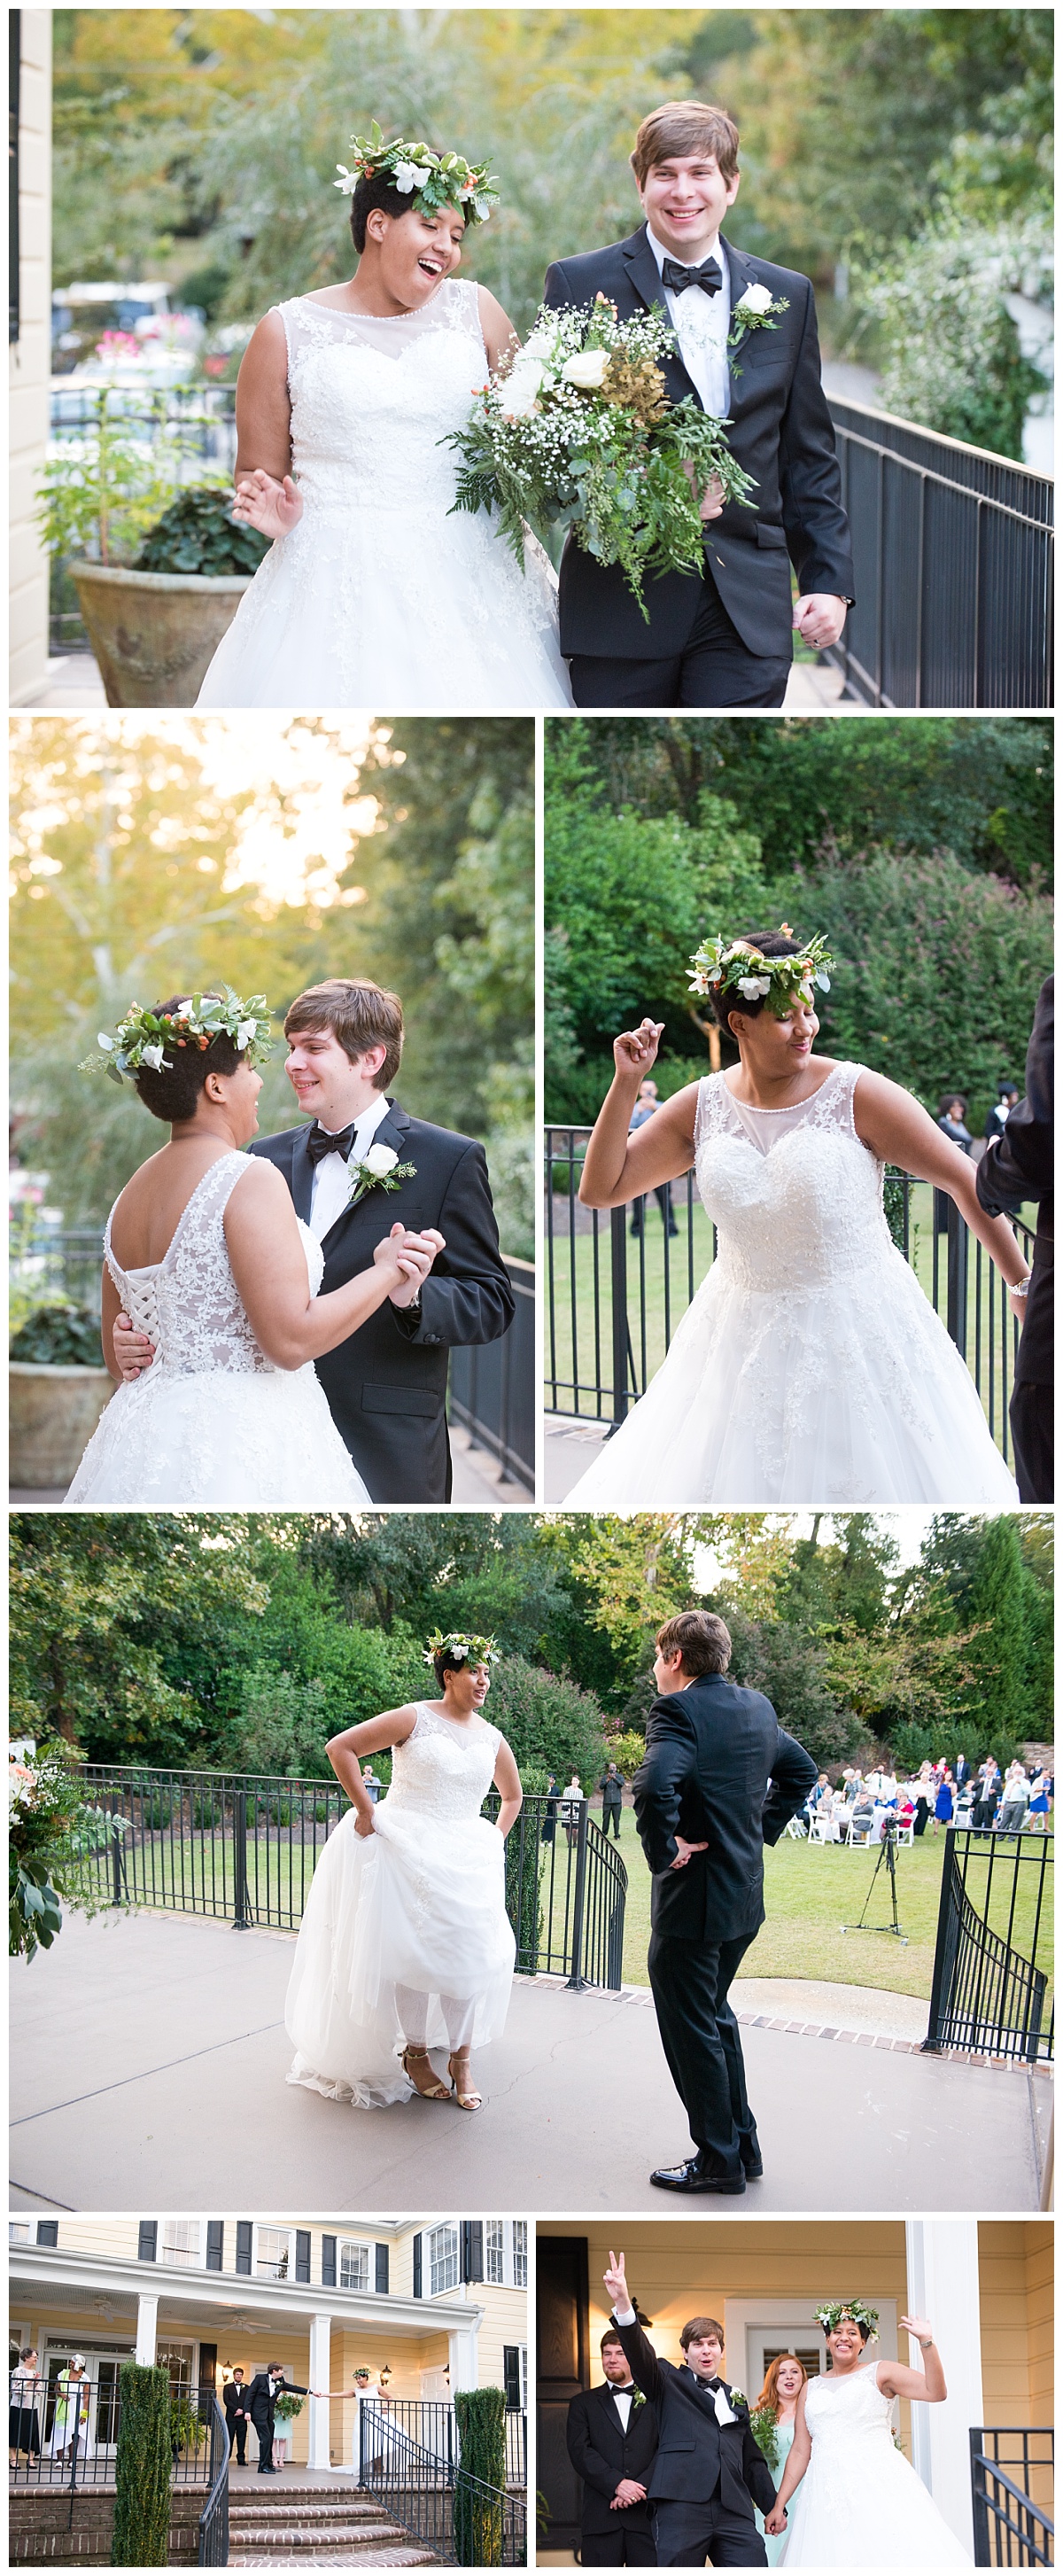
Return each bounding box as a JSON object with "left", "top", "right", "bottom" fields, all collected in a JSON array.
[
  {"left": 306, "top": 1120, "right": 359, "bottom": 1165},
  {"left": 661, "top": 255, "right": 722, "bottom": 298}
]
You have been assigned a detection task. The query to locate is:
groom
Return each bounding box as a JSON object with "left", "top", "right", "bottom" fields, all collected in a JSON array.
[
  {"left": 543, "top": 98, "right": 855, "bottom": 708},
  {"left": 114, "top": 977, "right": 514, "bottom": 1502},
  {"left": 603, "top": 2250, "right": 777, "bottom": 2566},
  {"left": 634, "top": 1610, "right": 817, "bottom": 2193}
]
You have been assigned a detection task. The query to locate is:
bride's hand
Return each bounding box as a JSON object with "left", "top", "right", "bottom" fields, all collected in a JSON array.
[
  {"left": 231, "top": 468, "right": 303, "bottom": 539},
  {"left": 900, "top": 2314, "right": 935, "bottom": 2347},
  {"left": 388, "top": 1226, "right": 446, "bottom": 1311},
  {"left": 614, "top": 1020, "right": 663, "bottom": 1079},
  {"left": 764, "top": 2505, "right": 788, "bottom": 2535},
  {"left": 353, "top": 1807, "right": 376, "bottom": 1839}
]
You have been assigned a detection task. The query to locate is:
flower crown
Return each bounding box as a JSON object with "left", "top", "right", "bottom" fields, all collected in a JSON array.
[
  {"left": 423, "top": 1630, "right": 499, "bottom": 1669},
  {"left": 82, "top": 986, "right": 274, "bottom": 1086},
  {"left": 688, "top": 926, "right": 834, "bottom": 1013},
  {"left": 336, "top": 123, "right": 500, "bottom": 225},
  {"left": 814, "top": 2300, "right": 880, "bottom": 2340}
]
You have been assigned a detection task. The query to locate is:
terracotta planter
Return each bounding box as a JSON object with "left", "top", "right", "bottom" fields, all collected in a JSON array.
[
  {"left": 10, "top": 1363, "right": 113, "bottom": 1491},
  {"left": 71, "top": 560, "right": 252, "bottom": 706}
]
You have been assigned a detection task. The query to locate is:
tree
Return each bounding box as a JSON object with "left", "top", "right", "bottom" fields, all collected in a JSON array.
[{"left": 111, "top": 2364, "right": 172, "bottom": 2566}]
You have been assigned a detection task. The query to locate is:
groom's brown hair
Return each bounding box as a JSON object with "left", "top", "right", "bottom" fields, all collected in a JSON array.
[
  {"left": 284, "top": 978, "right": 404, "bottom": 1088},
  {"left": 656, "top": 1611, "right": 732, "bottom": 1676},
  {"left": 631, "top": 102, "right": 740, "bottom": 187}
]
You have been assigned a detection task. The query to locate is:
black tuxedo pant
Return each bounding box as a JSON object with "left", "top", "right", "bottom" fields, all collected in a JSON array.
[
  {"left": 648, "top": 1927, "right": 759, "bottom": 2178},
  {"left": 582, "top": 2526, "right": 657, "bottom": 2564},
  {"left": 1010, "top": 1380, "right": 1053, "bottom": 1503},
  {"left": 653, "top": 2498, "right": 767, "bottom": 2566},
  {"left": 568, "top": 566, "right": 791, "bottom": 710},
  {"left": 227, "top": 2416, "right": 247, "bottom": 2463}
]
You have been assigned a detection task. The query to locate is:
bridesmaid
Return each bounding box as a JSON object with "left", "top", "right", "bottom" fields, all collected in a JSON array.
[{"left": 753, "top": 2354, "right": 807, "bottom": 2565}]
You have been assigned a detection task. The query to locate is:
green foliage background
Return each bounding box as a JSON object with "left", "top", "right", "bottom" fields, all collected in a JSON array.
[{"left": 111, "top": 2364, "right": 172, "bottom": 2567}]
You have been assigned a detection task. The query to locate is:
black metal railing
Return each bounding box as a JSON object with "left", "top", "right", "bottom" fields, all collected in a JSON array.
[
  {"left": 46, "top": 383, "right": 239, "bottom": 653},
  {"left": 971, "top": 2427, "right": 1054, "bottom": 2566},
  {"left": 73, "top": 1764, "right": 627, "bottom": 1988},
  {"left": 358, "top": 2406, "right": 526, "bottom": 2565},
  {"left": 8, "top": 2372, "right": 214, "bottom": 2494},
  {"left": 545, "top": 1128, "right": 1033, "bottom": 1463},
  {"left": 449, "top": 1254, "right": 535, "bottom": 1490},
  {"left": 197, "top": 2395, "right": 229, "bottom": 2568},
  {"left": 10, "top": 1226, "right": 105, "bottom": 1314},
  {"left": 825, "top": 398, "right": 1053, "bottom": 708},
  {"left": 925, "top": 1829, "right": 1053, "bottom": 2064},
  {"left": 358, "top": 2401, "right": 526, "bottom": 2489}
]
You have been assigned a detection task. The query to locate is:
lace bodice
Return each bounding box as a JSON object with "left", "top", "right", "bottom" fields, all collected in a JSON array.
[
  {"left": 694, "top": 1063, "right": 891, "bottom": 1292},
  {"left": 803, "top": 2363, "right": 896, "bottom": 2454},
  {"left": 277, "top": 282, "right": 487, "bottom": 517},
  {"left": 384, "top": 1703, "right": 502, "bottom": 1824},
  {"left": 104, "top": 1152, "right": 323, "bottom": 1376}
]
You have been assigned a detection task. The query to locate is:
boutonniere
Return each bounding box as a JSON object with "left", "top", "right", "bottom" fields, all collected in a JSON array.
[
  {"left": 345, "top": 1143, "right": 416, "bottom": 1208},
  {"left": 631, "top": 2386, "right": 647, "bottom": 2410},
  {"left": 728, "top": 285, "right": 789, "bottom": 355},
  {"left": 727, "top": 2386, "right": 748, "bottom": 2410}
]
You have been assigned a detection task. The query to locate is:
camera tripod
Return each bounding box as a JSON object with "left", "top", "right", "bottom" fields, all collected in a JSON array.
[{"left": 841, "top": 1817, "right": 907, "bottom": 1944}]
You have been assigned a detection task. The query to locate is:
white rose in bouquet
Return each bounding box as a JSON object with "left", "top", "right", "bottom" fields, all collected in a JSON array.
[
  {"left": 364, "top": 1143, "right": 400, "bottom": 1178},
  {"left": 561, "top": 347, "right": 611, "bottom": 391},
  {"left": 735, "top": 283, "right": 774, "bottom": 315}
]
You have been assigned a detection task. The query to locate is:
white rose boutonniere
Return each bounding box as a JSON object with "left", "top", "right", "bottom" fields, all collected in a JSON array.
[
  {"left": 728, "top": 2386, "right": 748, "bottom": 2411},
  {"left": 734, "top": 284, "right": 774, "bottom": 316},
  {"left": 345, "top": 1144, "right": 416, "bottom": 1210},
  {"left": 728, "top": 284, "right": 790, "bottom": 365}
]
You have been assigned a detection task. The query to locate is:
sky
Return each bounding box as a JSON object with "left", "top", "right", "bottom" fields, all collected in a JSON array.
[{"left": 694, "top": 1511, "right": 935, "bottom": 1591}]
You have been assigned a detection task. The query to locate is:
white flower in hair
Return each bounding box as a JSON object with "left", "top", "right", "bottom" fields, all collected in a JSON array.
[
  {"left": 392, "top": 160, "right": 423, "bottom": 195},
  {"left": 736, "top": 974, "right": 772, "bottom": 999},
  {"left": 140, "top": 1043, "right": 166, "bottom": 1070},
  {"left": 236, "top": 1020, "right": 258, "bottom": 1051}
]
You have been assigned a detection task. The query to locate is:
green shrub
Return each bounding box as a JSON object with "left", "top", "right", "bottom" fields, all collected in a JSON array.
[
  {"left": 454, "top": 2387, "right": 507, "bottom": 2566},
  {"left": 136, "top": 486, "right": 270, "bottom": 578},
  {"left": 865, "top": 218, "right": 1050, "bottom": 460},
  {"left": 10, "top": 1304, "right": 104, "bottom": 1366},
  {"left": 602, "top": 1730, "right": 648, "bottom": 1780},
  {"left": 487, "top": 1654, "right": 607, "bottom": 1786},
  {"left": 112, "top": 2364, "right": 172, "bottom": 2566}
]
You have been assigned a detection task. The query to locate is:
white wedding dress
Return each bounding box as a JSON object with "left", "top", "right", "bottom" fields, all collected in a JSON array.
[
  {"left": 567, "top": 1064, "right": 1020, "bottom": 1507},
  {"left": 65, "top": 1151, "right": 371, "bottom": 1508},
  {"left": 778, "top": 2362, "right": 971, "bottom": 2565},
  {"left": 285, "top": 1701, "right": 516, "bottom": 2107},
  {"left": 197, "top": 281, "right": 571, "bottom": 709}
]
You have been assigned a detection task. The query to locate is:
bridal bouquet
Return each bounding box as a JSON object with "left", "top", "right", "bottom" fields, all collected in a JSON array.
[{"left": 446, "top": 297, "right": 755, "bottom": 617}]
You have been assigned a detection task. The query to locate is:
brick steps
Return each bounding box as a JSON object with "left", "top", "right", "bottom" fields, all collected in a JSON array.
[{"left": 228, "top": 2486, "right": 440, "bottom": 2564}]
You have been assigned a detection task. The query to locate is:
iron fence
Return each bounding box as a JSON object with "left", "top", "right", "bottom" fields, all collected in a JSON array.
[
  {"left": 449, "top": 1255, "right": 535, "bottom": 1490},
  {"left": 970, "top": 2428, "right": 1054, "bottom": 2567},
  {"left": 924, "top": 1828, "right": 1053, "bottom": 2064},
  {"left": 197, "top": 2396, "right": 229, "bottom": 2568},
  {"left": 545, "top": 1127, "right": 1033, "bottom": 1465},
  {"left": 46, "top": 382, "right": 238, "bottom": 652},
  {"left": 8, "top": 2371, "right": 215, "bottom": 2495},
  {"left": 74, "top": 1765, "right": 627, "bottom": 1988},
  {"left": 358, "top": 2401, "right": 526, "bottom": 2488},
  {"left": 825, "top": 398, "right": 1053, "bottom": 708},
  {"left": 358, "top": 2406, "right": 526, "bottom": 2565}
]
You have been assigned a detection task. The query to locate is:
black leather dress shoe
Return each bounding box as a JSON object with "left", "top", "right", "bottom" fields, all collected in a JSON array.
[
  {"left": 742, "top": 2156, "right": 764, "bottom": 2179},
  {"left": 649, "top": 2156, "right": 746, "bottom": 2195}
]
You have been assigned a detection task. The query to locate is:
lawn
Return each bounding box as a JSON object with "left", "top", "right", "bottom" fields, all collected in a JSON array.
[
  {"left": 601, "top": 1808, "right": 1054, "bottom": 2007},
  {"left": 546, "top": 1176, "right": 1035, "bottom": 1459}
]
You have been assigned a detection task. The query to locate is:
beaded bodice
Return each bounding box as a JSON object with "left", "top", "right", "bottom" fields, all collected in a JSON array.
[
  {"left": 694, "top": 1063, "right": 891, "bottom": 1292},
  {"left": 384, "top": 1703, "right": 502, "bottom": 1823},
  {"left": 277, "top": 282, "right": 487, "bottom": 518},
  {"left": 803, "top": 2362, "right": 896, "bottom": 2454},
  {"left": 104, "top": 1152, "right": 323, "bottom": 1376}
]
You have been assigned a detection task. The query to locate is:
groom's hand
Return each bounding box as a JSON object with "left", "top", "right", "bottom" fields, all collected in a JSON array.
[
  {"left": 387, "top": 1226, "right": 445, "bottom": 1310},
  {"left": 669, "top": 1834, "right": 709, "bottom": 1871},
  {"left": 113, "top": 1312, "right": 155, "bottom": 1381},
  {"left": 793, "top": 593, "right": 847, "bottom": 650},
  {"left": 764, "top": 2505, "right": 788, "bottom": 2535}
]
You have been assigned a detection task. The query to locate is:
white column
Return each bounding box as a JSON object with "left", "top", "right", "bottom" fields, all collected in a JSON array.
[
  {"left": 306, "top": 2314, "right": 332, "bottom": 2472},
  {"left": 135, "top": 2293, "right": 159, "bottom": 2365},
  {"left": 447, "top": 2323, "right": 480, "bottom": 2393},
  {"left": 904, "top": 2219, "right": 982, "bottom": 2557}
]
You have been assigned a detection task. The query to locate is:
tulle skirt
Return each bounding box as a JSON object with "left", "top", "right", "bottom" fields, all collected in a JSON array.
[
  {"left": 65, "top": 1364, "right": 371, "bottom": 1508},
  {"left": 778, "top": 2431, "right": 971, "bottom": 2565}
]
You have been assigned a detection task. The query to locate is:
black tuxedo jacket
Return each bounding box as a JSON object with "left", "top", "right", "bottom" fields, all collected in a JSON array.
[
  {"left": 543, "top": 225, "right": 854, "bottom": 660},
  {"left": 633, "top": 1672, "right": 818, "bottom": 1943},
  {"left": 613, "top": 2316, "right": 775, "bottom": 2519},
  {"left": 976, "top": 974, "right": 1053, "bottom": 1388},
  {"left": 246, "top": 2374, "right": 308, "bottom": 2439},
  {"left": 566, "top": 2379, "right": 660, "bottom": 2536},
  {"left": 250, "top": 1101, "right": 514, "bottom": 1502},
  {"left": 223, "top": 2380, "right": 251, "bottom": 2423}
]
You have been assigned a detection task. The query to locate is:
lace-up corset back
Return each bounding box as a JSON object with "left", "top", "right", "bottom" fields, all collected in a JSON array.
[
  {"left": 803, "top": 2363, "right": 895, "bottom": 2454},
  {"left": 386, "top": 1703, "right": 501, "bottom": 1823},
  {"left": 104, "top": 1151, "right": 324, "bottom": 1375},
  {"left": 278, "top": 284, "right": 487, "bottom": 517},
  {"left": 694, "top": 1063, "right": 888, "bottom": 1293}
]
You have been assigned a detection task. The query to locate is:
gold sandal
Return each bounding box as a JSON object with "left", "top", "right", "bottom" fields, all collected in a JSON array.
[
  {"left": 400, "top": 2043, "right": 450, "bottom": 2100},
  {"left": 448, "top": 2052, "right": 483, "bottom": 2112}
]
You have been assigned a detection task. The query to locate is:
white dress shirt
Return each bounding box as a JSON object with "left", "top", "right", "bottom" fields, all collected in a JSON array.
[
  {"left": 306, "top": 1090, "right": 391, "bottom": 1243},
  {"left": 647, "top": 224, "right": 731, "bottom": 417},
  {"left": 612, "top": 2306, "right": 735, "bottom": 2424},
  {"left": 609, "top": 2385, "right": 635, "bottom": 2432}
]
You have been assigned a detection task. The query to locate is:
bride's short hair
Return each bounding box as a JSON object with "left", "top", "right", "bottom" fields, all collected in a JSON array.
[
  {"left": 284, "top": 979, "right": 404, "bottom": 1087},
  {"left": 135, "top": 996, "right": 242, "bottom": 1123},
  {"left": 349, "top": 155, "right": 450, "bottom": 254},
  {"left": 709, "top": 930, "right": 806, "bottom": 1033}
]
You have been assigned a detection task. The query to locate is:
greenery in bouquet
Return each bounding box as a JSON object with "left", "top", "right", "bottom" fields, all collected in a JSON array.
[
  {"left": 9, "top": 1736, "right": 125, "bottom": 1961},
  {"left": 446, "top": 297, "right": 755, "bottom": 619},
  {"left": 272, "top": 2388, "right": 306, "bottom": 2422},
  {"left": 748, "top": 2403, "right": 782, "bottom": 2472}
]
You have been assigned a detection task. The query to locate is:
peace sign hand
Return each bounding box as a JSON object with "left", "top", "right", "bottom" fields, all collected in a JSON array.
[{"left": 603, "top": 2249, "right": 629, "bottom": 2311}]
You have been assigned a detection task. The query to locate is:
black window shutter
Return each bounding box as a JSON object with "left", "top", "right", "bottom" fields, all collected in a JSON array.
[
  {"left": 206, "top": 2222, "right": 223, "bottom": 2273},
  {"left": 35, "top": 2222, "right": 58, "bottom": 2247},
  {"left": 375, "top": 2243, "right": 389, "bottom": 2294},
  {"left": 461, "top": 2220, "right": 484, "bottom": 2284},
  {"left": 235, "top": 2222, "right": 252, "bottom": 2276},
  {"left": 138, "top": 2221, "right": 158, "bottom": 2262},
  {"left": 322, "top": 2234, "right": 337, "bottom": 2289},
  {"left": 295, "top": 2231, "right": 311, "bottom": 2284},
  {"left": 413, "top": 2233, "right": 422, "bottom": 2298},
  {"left": 503, "top": 2347, "right": 521, "bottom": 2409}
]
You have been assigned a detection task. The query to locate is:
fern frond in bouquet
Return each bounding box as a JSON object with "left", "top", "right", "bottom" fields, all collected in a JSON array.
[{"left": 444, "top": 296, "right": 756, "bottom": 619}]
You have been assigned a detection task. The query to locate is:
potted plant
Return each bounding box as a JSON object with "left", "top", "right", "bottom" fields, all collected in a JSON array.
[
  {"left": 9, "top": 1298, "right": 113, "bottom": 1492},
  {"left": 35, "top": 392, "right": 268, "bottom": 705}
]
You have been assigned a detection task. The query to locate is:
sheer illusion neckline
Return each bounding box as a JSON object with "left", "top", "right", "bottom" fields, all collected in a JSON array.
[
  {"left": 293, "top": 289, "right": 447, "bottom": 324},
  {"left": 106, "top": 1149, "right": 245, "bottom": 1277},
  {"left": 723, "top": 1061, "right": 842, "bottom": 1116},
  {"left": 418, "top": 1700, "right": 494, "bottom": 1736}
]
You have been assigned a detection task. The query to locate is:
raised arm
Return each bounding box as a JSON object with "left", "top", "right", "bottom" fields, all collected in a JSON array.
[
  {"left": 853, "top": 1070, "right": 1030, "bottom": 1296},
  {"left": 879, "top": 2317, "right": 948, "bottom": 2405},
  {"left": 578, "top": 1027, "right": 698, "bottom": 1210},
  {"left": 224, "top": 1159, "right": 442, "bottom": 1366},
  {"left": 602, "top": 2251, "right": 665, "bottom": 2404}
]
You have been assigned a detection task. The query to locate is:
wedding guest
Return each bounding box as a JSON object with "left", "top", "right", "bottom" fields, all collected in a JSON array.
[
  {"left": 996, "top": 1763, "right": 1031, "bottom": 1839},
  {"left": 912, "top": 1765, "right": 934, "bottom": 1837},
  {"left": 751, "top": 2354, "right": 807, "bottom": 2566},
  {"left": 1028, "top": 1770, "right": 1051, "bottom": 1831},
  {"left": 932, "top": 1771, "right": 955, "bottom": 1833},
  {"left": 600, "top": 1763, "right": 626, "bottom": 1840},
  {"left": 361, "top": 1764, "right": 382, "bottom": 1803},
  {"left": 976, "top": 977, "right": 1053, "bottom": 1501},
  {"left": 567, "top": 2327, "right": 660, "bottom": 2564},
  {"left": 10, "top": 2349, "right": 41, "bottom": 2465},
  {"left": 223, "top": 2367, "right": 251, "bottom": 2463},
  {"left": 541, "top": 1774, "right": 559, "bottom": 1845},
  {"left": 562, "top": 1774, "right": 586, "bottom": 1847},
  {"left": 630, "top": 1079, "right": 679, "bottom": 1238},
  {"left": 985, "top": 1081, "right": 1020, "bottom": 1142},
  {"left": 934, "top": 1095, "right": 973, "bottom": 1230}
]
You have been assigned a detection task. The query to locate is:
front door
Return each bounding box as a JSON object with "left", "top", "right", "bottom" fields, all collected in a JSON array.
[{"left": 537, "top": 2236, "right": 589, "bottom": 2552}]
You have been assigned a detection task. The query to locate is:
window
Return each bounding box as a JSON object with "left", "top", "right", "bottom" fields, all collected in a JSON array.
[
  {"left": 512, "top": 2223, "right": 528, "bottom": 2289},
  {"left": 156, "top": 2340, "right": 195, "bottom": 2394},
  {"left": 428, "top": 2224, "right": 460, "bottom": 2296},
  {"left": 256, "top": 2229, "right": 291, "bottom": 2282},
  {"left": 161, "top": 2220, "right": 201, "bottom": 2269},
  {"left": 485, "top": 2222, "right": 505, "bottom": 2285},
  {"left": 339, "top": 2240, "right": 370, "bottom": 2292},
  {"left": 9, "top": 2222, "right": 30, "bottom": 2244}
]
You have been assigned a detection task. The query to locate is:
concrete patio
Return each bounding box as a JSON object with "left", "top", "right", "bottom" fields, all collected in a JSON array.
[{"left": 10, "top": 1910, "right": 1050, "bottom": 2215}]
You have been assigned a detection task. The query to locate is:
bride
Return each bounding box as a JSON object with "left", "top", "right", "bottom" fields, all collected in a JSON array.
[
  {"left": 285, "top": 1631, "right": 522, "bottom": 2113},
  {"left": 66, "top": 988, "right": 441, "bottom": 1507},
  {"left": 766, "top": 2300, "right": 971, "bottom": 2565},
  {"left": 197, "top": 128, "right": 571, "bottom": 711},
  {"left": 568, "top": 928, "right": 1026, "bottom": 1506}
]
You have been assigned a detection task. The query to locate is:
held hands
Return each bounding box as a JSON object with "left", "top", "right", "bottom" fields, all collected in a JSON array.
[
  {"left": 669, "top": 1834, "right": 709, "bottom": 1872},
  {"left": 764, "top": 2504, "right": 788, "bottom": 2536},
  {"left": 611, "top": 2481, "right": 648, "bottom": 2510},
  {"left": 232, "top": 469, "right": 303, "bottom": 540},
  {"left": 614, "top": 1021, "right": 664, "bottom": 1082},
  {"left": 793, "top": 593, "right": 847, "bottom": 650},
  {"left": 377, "top": 1223, "right": 445, "bottom": 1310},
  {"left": 603, "top": 2248, "right": 629, "bottom": 2313}
]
